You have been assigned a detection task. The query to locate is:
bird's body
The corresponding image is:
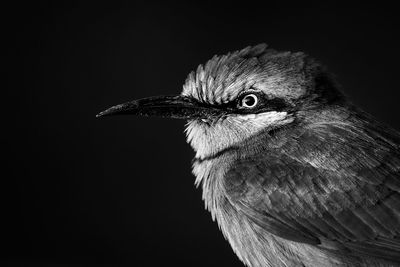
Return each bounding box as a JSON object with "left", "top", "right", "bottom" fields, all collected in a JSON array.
[
  {"left": 191, "top": 107, "right": 400, "bottom": 267},
  {"left": 98, "top": 44, "right": 400, "bottom": 266}
]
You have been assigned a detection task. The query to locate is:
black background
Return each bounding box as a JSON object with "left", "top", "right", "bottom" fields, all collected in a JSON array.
[{"left": 4, "top": 2, "right": 400, "bottom": 266}]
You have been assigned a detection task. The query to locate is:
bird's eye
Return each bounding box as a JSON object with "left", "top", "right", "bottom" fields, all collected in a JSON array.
[{"left": 240, "top": 94, "right": 258, "bottom": 108}]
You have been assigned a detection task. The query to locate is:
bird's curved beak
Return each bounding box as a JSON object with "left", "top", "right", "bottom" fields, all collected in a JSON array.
[{"left": 96, "top": 95, "right": 219, "bottom": 119}]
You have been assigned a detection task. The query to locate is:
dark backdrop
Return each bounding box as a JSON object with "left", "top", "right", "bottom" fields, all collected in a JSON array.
[{"left": 4, "top": 2, "right": 400, "bottom": 266}]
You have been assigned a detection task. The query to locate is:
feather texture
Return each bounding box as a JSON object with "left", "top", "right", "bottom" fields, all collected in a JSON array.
[
  {"left": 193, "top": 108, "right": 400, "bottom": 266},
  {"left": 182, "top": 44, "right": 400, "bottom": 266}
]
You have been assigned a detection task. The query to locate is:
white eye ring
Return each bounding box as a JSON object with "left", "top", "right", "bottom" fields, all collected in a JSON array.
[{"left": 241, "top": 94, "right": 258, "bottom": 108}]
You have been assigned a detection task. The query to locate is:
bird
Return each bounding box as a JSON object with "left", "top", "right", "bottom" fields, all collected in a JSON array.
[{"left": 97, "top": 44, "right": 400, "bottom": 267}]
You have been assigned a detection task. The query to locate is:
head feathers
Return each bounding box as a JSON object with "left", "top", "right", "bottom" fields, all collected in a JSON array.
[{"left": 181, "top": 44, "right": 319, "bottom": 105}]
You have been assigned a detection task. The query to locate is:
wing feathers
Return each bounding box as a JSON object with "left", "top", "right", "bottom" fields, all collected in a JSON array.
[
  {"left": 224, "top": 115, "right": 400, "bottom": 262},
  {"left": 353, "top": 206, "right": 393, "bottom": 237}
]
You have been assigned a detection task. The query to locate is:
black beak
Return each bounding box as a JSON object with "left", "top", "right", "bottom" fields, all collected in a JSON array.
[{"left": 96, "top": 95, "right": 220, "bottom": 119}]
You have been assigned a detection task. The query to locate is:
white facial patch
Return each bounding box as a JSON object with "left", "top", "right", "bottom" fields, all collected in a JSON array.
[
  {"left": 186, "top": 111, "right": 292, "bottom": 159},
  {"left": 234, "top": 111, "right": 288, "bottom": 125}
]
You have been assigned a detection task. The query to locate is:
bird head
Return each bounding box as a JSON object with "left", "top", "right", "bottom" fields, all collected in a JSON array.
[{"left": 97, "top": 44, "right": 344, "bottom": 159}]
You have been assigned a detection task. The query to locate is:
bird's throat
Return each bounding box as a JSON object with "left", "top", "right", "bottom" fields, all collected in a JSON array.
[{"left": 185, "top": 111, "right": 293, "bottom": 160}]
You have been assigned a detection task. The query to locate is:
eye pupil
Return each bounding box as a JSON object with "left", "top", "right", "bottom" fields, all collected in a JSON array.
[
  {"left": 244, "top": 97, "right": 255, "bottom": 106},
  {"left": 241, "top": 94, "right": 258, "bottom": 108}
]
